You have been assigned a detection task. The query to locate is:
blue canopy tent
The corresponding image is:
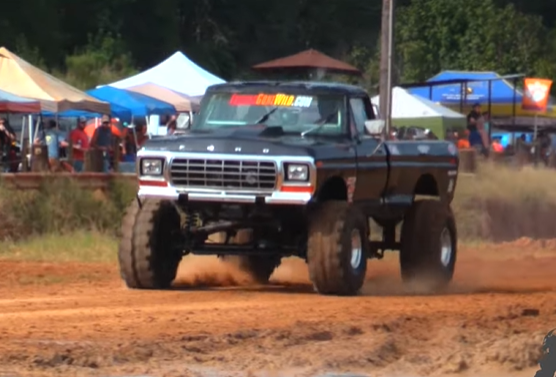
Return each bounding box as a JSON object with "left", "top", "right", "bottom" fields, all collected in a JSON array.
[
  {"left": 403, "top": 70, "right": 556, "bottom": 120},
  {"left": 407, "top": 71, "right": 523, "bottom": 104},
  {"left": 86, "top": 86, "right": 176, "bottom": 117}
]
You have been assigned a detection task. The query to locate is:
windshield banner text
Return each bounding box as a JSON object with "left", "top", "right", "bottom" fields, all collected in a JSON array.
[{"left": 229, "top": 93, "right": 313, "bottom": 108}]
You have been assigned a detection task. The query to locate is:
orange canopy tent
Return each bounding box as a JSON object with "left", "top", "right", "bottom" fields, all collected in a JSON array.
[
  {"left": 125, "top": 82, "right": 200, "bottom": 112},
  {"left": 0, "top": 47, "right": 110, "bottom": 114},
  {"left": 252, "top": 48, "right": 362, "bottom": 76}
]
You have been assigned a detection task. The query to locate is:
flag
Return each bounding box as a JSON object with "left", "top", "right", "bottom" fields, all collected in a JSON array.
[{"left": 522, "top": 78, "right": 553, "bottom": 112}]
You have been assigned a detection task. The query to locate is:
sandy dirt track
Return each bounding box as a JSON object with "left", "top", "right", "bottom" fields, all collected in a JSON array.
[{"left": 0, "top": 240, "right": 555, "bottom": 377}]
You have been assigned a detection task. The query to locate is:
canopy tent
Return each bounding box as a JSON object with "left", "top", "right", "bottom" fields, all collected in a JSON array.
[
  {"left": 0, "top": 47, "right": 110, "bottom": 114},
  {"left": 406, "top": 70, "right": 556, "bottom": 118},
  {"left": 252, "top": 48, "right": 362, "bottom": 76},
  {"left": 372, "top": 86, "right": 466, "bottom": 139},
  {"left": 107, "top": 51, "right": 225, "bottom": 97},
  {"left": 41, "top": 101, "right": 133, "bottom": 120},
  {"left": 86, "top": 86, "right": 176, "bottom": 118},
  {"left": 0, "top": 88, "right": 41, "bottom": 113},
  {"left": 408, "top": 71, "right": 523, "bottom": 104},
  {"left": 125, "top": 82, "right": 200, "bottom": 112}
]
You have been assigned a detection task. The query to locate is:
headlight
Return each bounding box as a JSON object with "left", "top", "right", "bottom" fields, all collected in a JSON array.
[
  {"left": 285, "top": 164, "right": 309, "bottom": 181},
  {"left": 141, "top": 158, "right": 163, "bottom": 176}
]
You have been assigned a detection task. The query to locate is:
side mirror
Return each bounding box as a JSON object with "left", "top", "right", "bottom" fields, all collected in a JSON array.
[{"left": 364, "top": 119, "right": 386, "bottom": 136}]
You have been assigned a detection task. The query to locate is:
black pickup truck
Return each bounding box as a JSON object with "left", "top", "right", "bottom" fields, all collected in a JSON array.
[{"left": 119, "top": 81, "right": 460, "bottom": 296}]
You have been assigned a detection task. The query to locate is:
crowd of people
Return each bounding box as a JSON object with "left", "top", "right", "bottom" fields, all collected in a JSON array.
[
  {"left": 0, "top": 114, "right": 158, "bottom": 173},
  {"left": 446, "top": 102, "right": 554, "bottom": 165}
]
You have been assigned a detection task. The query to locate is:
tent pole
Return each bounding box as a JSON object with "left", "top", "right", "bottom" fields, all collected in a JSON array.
[
  {"left": 488, "top": 80, "right": 492, "bottom": 144},
  {"left": 20, "top": 116, "right": 25, "bottom": 150},
  {"left": 459, "top": 83, "right": 464, "bottom": 113},
  {"left": 131, "top": 116, "right": 139, "bottom": 151}
]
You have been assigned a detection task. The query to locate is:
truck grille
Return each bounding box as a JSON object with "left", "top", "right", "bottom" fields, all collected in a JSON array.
[{"left": 169, "top": 158, "right": 277, "bottom": 190}]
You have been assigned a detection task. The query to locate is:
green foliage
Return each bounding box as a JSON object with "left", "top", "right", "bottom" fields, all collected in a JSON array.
[
  {"left": 0, "top": 0, "right": 556, "bottom": 93},
  {"left": 0, "top": 164, "right": 552, "bottom": 245},
  {"left": 0, "top": 177, "right": 136, "bottom": 240},
  {"left": 396, "top": 0, "right": 548, "bottom": 83},
  {"left": 59, "top": 31, "right": 138, "bottom": 89}
]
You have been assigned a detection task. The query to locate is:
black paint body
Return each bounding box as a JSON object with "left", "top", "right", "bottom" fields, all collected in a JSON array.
[{"left": 143, "top": 81, "right": 459, "bottom": 222}]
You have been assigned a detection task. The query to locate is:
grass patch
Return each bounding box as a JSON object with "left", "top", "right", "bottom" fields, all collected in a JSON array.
[
  {"left": 0, "top": 230, "right": 118, "bottom": 263},
  {"left": 0, "top": 177, "right": 136, "bottom": 240},
  {"left": 453, "top": 162, "right": 556, "bottom": 241}
]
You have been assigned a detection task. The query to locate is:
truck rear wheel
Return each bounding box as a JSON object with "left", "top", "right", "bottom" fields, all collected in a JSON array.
[
  {"left": 400, "top": 200, "right": 457, "bottom": 292},
  {"left": 307, "top": 201, "right": 369, "bottom": 296},
  {"left": 118, "top": 199, "right": 183, "bottom": 289}
]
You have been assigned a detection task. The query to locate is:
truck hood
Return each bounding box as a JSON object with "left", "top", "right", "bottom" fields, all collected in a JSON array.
[{"left": 142, "top": 126, "right": 355, "bottom": 158}]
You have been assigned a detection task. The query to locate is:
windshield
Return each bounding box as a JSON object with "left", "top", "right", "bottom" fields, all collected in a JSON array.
[{"left": 193, "top": 92, "right": 346, "bottom": 135}]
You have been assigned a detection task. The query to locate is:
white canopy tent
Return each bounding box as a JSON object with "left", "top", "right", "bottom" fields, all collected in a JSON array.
[
  {"left": 371, "top": 86, "right": 466, "bottom": 138},
  {"left": 107, "top": 51, "right": 225, "bottom": 97},
  {"left": 106, "top": 51, "right": 225, "bottom": 135}
]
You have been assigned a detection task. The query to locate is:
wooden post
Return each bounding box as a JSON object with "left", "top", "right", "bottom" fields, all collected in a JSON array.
[
  {"left": 112, "top": 137, "right": 121, "bottom": 172},
  {"left": 84, "top": 149, "right": 104, "bottom": 172},
  {"left": 31, "top": 145, "right": 49, "bottom": 172},
  {"left": 21, "top": 138, "right": 29, "bottom": 172}
]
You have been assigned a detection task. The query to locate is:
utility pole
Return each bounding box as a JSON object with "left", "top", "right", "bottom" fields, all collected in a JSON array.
[{"left": 379, "top": 0, "right": 395, "bottom": 137}]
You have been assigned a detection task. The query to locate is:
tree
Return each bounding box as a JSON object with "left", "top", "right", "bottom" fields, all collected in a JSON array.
[{"left": 395, "top": 0, "right": 548, "bottom": 83}]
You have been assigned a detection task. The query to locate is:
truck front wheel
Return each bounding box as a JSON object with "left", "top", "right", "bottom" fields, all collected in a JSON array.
[
  {"left": 307, "top": 201, "right": 369, "bottom": 296},
  {"left": 118, "top": 199, "right": 183, "bottom": 289},
  {"left": 400, "top": 200, "right": 457, "bottom": 292}
]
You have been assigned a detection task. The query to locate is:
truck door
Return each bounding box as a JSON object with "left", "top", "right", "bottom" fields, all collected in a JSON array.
[{"left": 349, "top": 96, "right": 388, "bottom": 204}]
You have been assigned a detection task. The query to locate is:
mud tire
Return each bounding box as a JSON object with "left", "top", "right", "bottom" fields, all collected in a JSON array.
[
  {"left": 400, "top": 200, "right": 457, "bottom": 293},
  {"left": 307, "top": 201, "right": 369, "bottom": 296},
  {"left": 118, "top": 199, "right": 182, "bottom": 289}
]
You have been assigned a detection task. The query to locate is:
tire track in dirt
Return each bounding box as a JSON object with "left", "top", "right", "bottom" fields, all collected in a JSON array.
[{"left": 0, "top": 242, "right": 554, "bottom": 377}]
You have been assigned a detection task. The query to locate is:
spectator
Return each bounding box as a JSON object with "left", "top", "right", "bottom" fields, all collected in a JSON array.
[
  {"left": 69, "top": 116, "right": 90, "bottom": 172},
  {"left": 466, "top": 103, "right": 484, "bottom": 151},
  {"left": 167, "top": 119, "right": 177, "bottom": 135},
  {"left": 136, "top": 123, "right": 149, "bottom": 147},
  {"left": 35, "top": 120, "right": 68, "bottom": 172},
  {"left": 491, "top": 137, "right": 504, "bottom": 153},
  {"left": 0, "top": 118, "right": 17, "bottom": 172},
  {"left": 457, "top": 130, "right": 471, "bottom": 149},
  {"left": 90, "top": 115, "right": 115, "bottom": 173}
]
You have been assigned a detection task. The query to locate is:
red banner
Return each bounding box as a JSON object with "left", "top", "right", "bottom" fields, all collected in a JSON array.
[{"left": 522, "top": 78, "right": 553, "bottom": 112}]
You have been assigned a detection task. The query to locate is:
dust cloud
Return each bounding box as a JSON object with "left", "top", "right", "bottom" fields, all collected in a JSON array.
[{"left": 174, "top": 242, "right": 556, "bottom": 297}]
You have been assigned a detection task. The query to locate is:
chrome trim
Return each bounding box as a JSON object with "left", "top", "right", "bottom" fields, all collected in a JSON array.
[
  {"left": 136, "top": 150, "right": 317, "bottom": 205},
  {"left": 169, "top": 158, "right": 278, "bottom": 191}
]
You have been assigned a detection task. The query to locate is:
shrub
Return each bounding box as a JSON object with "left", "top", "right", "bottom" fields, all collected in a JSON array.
[{"left": 0, "top": 177, "right": 135, "bottom": 240}]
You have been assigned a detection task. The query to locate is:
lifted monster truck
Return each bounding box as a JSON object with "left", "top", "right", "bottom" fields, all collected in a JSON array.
[{"left": 118, "top": 81, "right": 460, "bottom": 296}]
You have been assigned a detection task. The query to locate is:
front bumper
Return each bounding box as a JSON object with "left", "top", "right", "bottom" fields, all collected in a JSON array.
[
  {"left": 138, "top": 184, "right": 313, "bottom": 205},
  {"left": 137, "top": 151, "right": 316, "bottom": 205}
]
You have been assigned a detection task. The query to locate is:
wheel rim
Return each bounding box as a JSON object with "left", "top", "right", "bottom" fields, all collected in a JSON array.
[
  {"left": 440, "top": 227, "right": 453, "bottom": 267},
  {"left": 350, "top": 229, "right": 363, "bottom": 269}
]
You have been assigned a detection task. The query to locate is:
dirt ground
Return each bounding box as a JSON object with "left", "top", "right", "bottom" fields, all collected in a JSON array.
[{"left": 0, "top": 240, "right": 554, "bottom": 377}]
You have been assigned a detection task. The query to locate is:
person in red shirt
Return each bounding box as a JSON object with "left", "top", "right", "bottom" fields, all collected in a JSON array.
[{"left": 70, "top": 116, "right": 90, "bottom": 172}]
